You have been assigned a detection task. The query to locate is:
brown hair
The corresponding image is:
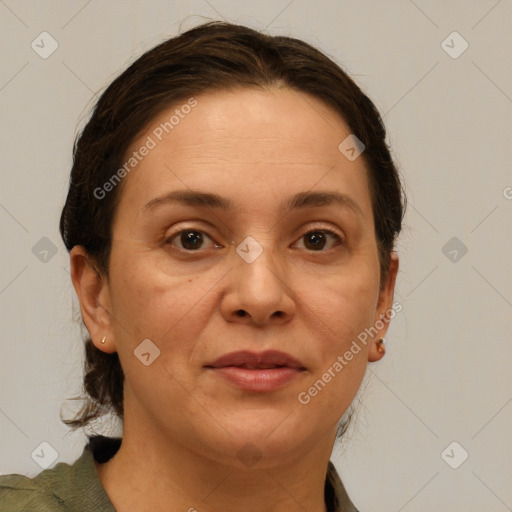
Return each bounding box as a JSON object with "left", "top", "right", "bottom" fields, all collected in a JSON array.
[{"left": 60, "top": 20, "right": 405, "bottom": 432}]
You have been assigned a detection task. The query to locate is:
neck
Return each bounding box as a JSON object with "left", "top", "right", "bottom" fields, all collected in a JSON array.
[{"left": 95, "top": 402, "right": 337, "bottom": 512}]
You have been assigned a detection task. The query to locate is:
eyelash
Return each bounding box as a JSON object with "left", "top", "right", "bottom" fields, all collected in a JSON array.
[{"left": 164, "top": 226, "right": 344, "bottom": 253}]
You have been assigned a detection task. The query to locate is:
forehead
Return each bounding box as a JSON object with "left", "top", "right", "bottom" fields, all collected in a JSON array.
[{"left": 116, "top": 87, "right": 372, "bottom": 219}]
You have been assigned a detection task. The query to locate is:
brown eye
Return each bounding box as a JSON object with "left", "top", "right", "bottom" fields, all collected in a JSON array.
[
  {"left": 297, "top": 230, "right": 343, "bottom": 251},
  {"left": 166, "top": 229, "right": 215, "bottom": 251},
  {"left": 180, "top": 231, "right": 204, "bottom": 250}
]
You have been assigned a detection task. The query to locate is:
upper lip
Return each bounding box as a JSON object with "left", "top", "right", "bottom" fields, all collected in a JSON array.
[{"left": 205, "top": 350, "right": 306, "bottom": 370}]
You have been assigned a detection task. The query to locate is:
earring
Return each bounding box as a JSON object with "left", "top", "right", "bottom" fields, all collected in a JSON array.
[
  {"left": 376, "top": 338, "right": 385, "bottom": 355},
  {"left": 101, "top": 336, "right": 106, "bottom": 344}
]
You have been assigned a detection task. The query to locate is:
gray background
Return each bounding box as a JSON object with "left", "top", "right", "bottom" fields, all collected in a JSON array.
[{"left": 1, "top": 1, "right": 511, "bottom": 510}]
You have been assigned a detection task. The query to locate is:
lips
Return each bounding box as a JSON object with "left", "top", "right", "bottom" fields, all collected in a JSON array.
[
  {"left": 205, "top": 350, "right": 305, "bottom": 370},
  {"left": 205, "top": 350, "right": 306, "bottom": 392}
]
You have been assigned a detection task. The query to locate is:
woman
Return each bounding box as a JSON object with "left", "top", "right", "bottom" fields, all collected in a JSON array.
[{"left": 0, "top": 21, "right": 404, "bottom": 511}]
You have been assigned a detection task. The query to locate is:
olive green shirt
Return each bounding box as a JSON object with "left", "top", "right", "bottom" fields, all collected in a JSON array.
[{"left": 0, "top": 436, "right": 359, "bottom": 511}]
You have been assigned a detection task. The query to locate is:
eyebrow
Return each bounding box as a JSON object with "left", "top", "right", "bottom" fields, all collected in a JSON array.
[{"left": 143, "top": 189, "right": 363, "bottom": 216}]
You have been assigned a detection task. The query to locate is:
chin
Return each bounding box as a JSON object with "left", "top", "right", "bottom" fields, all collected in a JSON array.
[{"left": 200, "top": 411, "right": 321, "bottom": 467}]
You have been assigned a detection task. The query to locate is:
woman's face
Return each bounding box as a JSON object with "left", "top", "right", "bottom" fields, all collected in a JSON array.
[{"left": 82, "top": 87, "right": 397, "bottom": 466}]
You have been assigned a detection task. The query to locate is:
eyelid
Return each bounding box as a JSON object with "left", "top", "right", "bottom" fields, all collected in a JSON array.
[
  {"left": 299, "top": 223, "right": 345, "bottom": 240},
  {"left": 292, "top": 227, "right": 345, "bottom": 250},
  {"left": 292, "top": 221, "right": 346, "bottom": 244},
  {"left": 163, "top": 218, "right": 219, "bottom": 240},
  {"left": 164, "top": 228, "right": 219, "bottom": 249}
]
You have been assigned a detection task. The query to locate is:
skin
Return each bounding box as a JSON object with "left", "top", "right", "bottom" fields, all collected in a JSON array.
[{"left": 71, "top": 86, "right": 398, "bottom": 512}]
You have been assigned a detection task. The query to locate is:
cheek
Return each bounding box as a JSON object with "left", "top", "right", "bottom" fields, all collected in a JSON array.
[
  {"left": 292, "top": 262, "right": 379, "bottom": 408},
  {"left": 298, "top": 262, "right": 379, "bottom": 343},
  {"left": 107, "top": 251, "right": 220, "bottom": 359}
]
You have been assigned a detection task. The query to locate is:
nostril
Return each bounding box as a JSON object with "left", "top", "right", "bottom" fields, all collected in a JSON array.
[{"left": 235, "top": 310, "right": 247, "bottom": 317}]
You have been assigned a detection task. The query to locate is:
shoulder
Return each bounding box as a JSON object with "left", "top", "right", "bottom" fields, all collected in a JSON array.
[
  {"left": 0, "top": 436, "right": 121, "bottom": 512},
  {"left": 326, "top": 461, "right": 360, "bottom": 512},
  {"left": 0, "top": 469, "right": 66, "bottom": 511}
]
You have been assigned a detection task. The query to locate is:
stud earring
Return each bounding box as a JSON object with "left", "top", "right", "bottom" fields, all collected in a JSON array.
[
  {"left": 101, "top": 336, "right": 106, "bottom": 344},
  {"left": 376, "top": 338, "right": 385, "bottom": 355}
]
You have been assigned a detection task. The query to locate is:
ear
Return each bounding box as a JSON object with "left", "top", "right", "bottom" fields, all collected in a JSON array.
[
  {"left": 368, "top": 252, "right": 399, "bottom": 363},
  {"left": 70, "top": 246, "right": 116, "bottom": 354}
]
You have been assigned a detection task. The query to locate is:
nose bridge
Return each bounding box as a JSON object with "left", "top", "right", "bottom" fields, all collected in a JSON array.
[
  {"left": 235, "top": 234, "right": 283, "bottom": 292},
  {"left": 224, "top": 233, "right": 294, "bottom": 324}
]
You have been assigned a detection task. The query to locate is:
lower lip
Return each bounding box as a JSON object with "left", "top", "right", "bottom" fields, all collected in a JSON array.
[{"left": 208, "top": 366, "right": 303, "bottom": 392}]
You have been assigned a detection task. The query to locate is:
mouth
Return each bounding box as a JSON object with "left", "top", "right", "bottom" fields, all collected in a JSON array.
[
  {"left": 224, "top": 363, "right": 290, "bottom": 370},
  {"left": 204, "top": 350, "right": 306, "bottom": 392}
]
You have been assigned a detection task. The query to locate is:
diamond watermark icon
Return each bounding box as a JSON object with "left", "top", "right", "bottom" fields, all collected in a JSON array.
[
  {"left": 32, "top": 237, "right": 58, "bottom": 263},
  {"left": 237, "top": 442, "right": 262, "bottom": 468},
  {"left": 31, "top": 441, "right": 59, "bottom": 469},
  {"left": 338, "top": 134, "right": 365, "bottom": 161},
  {"left": 441, "top": 31, "right": 468, "bottom": 59},
  {"left": 134, "top": 338, "right": 161, "bottom": 366},
  {"left": 236, "top": 236, "right": 263, "bottom": 264},
  {"left": 31, "top": 31, "right": 59, "bottom": 59},
  {"left": 442, "top": 236, "right": 468, "bottom": 263},
  {"left": 441, "top": 441, "right": 469, "bottom": 469}
]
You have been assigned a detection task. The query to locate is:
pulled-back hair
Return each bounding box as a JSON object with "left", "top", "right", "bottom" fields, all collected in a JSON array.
[{"left": 60, "top": 20, "right": 405, "bottom": 432}]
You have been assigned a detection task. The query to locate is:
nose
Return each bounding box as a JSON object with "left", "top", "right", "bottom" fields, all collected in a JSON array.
[{"left": 220, "top": 240, "right": 296, "bottom": 326}]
